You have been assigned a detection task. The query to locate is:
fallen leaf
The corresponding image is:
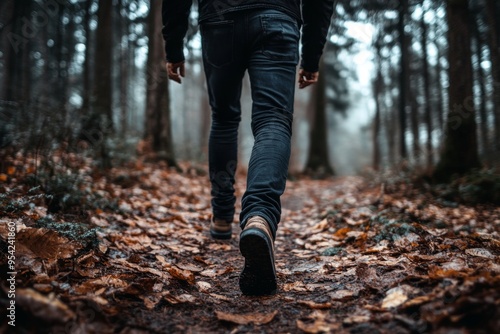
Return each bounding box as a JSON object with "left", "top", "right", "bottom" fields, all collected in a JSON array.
[
  {"left": 296, "top": 311, "right": 339, "bottom": 333},
  {"left": 381, "top": 287, "right": 408, "bottom": 309},
  {"left": 312, "top": 218, "right": 329, "bottom": 232},
  {"left": 329, "top": 290, "right": 355, "bottom": 300},
  {"left": 176, "top": 263, "right": 204, "bottom": 272},
  {"left": 177, "top": 294, "right": 196, "bottom": 303},
  {"left": 16, "top": 289, "right": 76, "bottom": 323},
  {"left": 403, "top": 295, "right": 433, "bottom": 308},
  {"left": 166, "top": 265, "right": 195, "bottom": 284},
  {"left": 112, "top": 259, "right": 168, "bottom": 279},
  {"left": 215, "top": 310, "right": 278, "bottom": 325},
  {"left": 465, "top": 248, "right": 495, "bottom": 259},
  {"left": 196, "top": 281, "right": 212, "bottom": 293},
  {"left": 210, "top": 293, "right": 232, "bottom": 302},
  {"left": 16, "top": 227, "right": 81, "bottom": 260},
  {"left": 298, "top": 300, "right": 332, "bottom": 309},
  {"left": 343, "top": 315, "right": 371, "bottom": 324},
  {"left": 333, "top": 227, "right": 351, "bottom": 240}
]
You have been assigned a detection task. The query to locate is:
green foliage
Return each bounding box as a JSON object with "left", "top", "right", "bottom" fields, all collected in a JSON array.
[
  {"left": 0, "top": 187, "right": 45, "bottom": 214},
  {"left": 435, "top": 170, "right": 500, "bottom": 205},
  {"left": 321, "top": 247, "right": 346, "bottom": 256},
  {"left": 370, "top": 212, "right": 417, "bottom": 242},
  {"left": 36, "top": 216, "right": 100, "bottom": 248},
  {"left": 24, "top": 165, "right": 118, "bottom": 214}
]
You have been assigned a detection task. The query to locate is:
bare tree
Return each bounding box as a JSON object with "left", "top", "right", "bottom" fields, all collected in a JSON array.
[{"left": 434, "top": 0, "right": 481, "bottom": 180}]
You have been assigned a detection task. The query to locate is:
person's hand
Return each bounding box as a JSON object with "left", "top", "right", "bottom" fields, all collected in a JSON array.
[
  {"left": 298, "top": 69, "right": 319, "bottom": 89},
  {"left": 166, "top": 61, "right": 185, "bottom": 84}
]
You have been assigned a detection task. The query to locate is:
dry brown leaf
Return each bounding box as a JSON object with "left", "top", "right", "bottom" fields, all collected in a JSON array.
[
  {"left": 283, "top": 281, "right": 308, "bottom": 292},
  {"left": 381, "top": 287, "right": 408, "bottom": 309},
  {"left": 343, "top": 315, "right": 371, "bottom": 324},
  {"left": 402, "top": 295, "right": 433, "bottom": 308},
  {"left": 143, "top": 295, "right": 160, "bottom": 310},
  {"left": 177, "top": 294, "right": 196, "bottom": 303},
  {"left": 465, "top": 248, "right": 495, "bottom": 259},
  {"left": 215, "top": 310, "right": 278, "bottom": 325},
  {"left": 166, "top": 265, "right": 195, "bottom": 284},
  {"left": 112, "top": 259, "right": 168, "bottom": 279},
  {"left": 296, "top": 311, "right": 339, "bottom": 334},
  {"left": 196, "top": 281, "right": 212, "bottom": 293},
  {"left": 176, "top": 263, "right": 204, "bottom": 272},
  {"left": 428, "top": 267, "right": 468, "bottom": 279},
  {"left": 207, "top": 243, "right": 232, "bottom": 251},
  {"left": 296, "top": 319, "right": 333, "bottom": 334},
  {"left": 298, "top": 300, "right": 332, "bottom": 309},
  {"left": 312, "top": 218, "right": 329, "bottom": 232},
  {"left": 16, "top": 289, "right": 75, "bottom": 323},
  {"left": 329, "top": 289, "right": 356, "bottom": 301},
  {"left": 16, "top": 227, "right": 80, "bottom": 260},
  {"left": 333, "top": 227, "right": 351, "bottom": 240},
  {"left": 210, "top": 293, "right": 232, "bottom": 302}
]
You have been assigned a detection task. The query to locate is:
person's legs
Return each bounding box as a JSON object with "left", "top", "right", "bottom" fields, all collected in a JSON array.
[
  {"left": 201, "top": 17, "right": 247, "bottom": 232},
  {"left": 240, "top": 10, "right": 300, "bottom": 239},
  {"left": 239, "top": 9, "right": 299, "bottom": 295}
]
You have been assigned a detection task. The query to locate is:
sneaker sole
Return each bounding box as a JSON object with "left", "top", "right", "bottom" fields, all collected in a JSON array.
[
  {"left": 210, "top": 229, "right": 232, "bottom": 240},
  {"left": 239, "top": 228, "right": 277, "bottom": 295}
]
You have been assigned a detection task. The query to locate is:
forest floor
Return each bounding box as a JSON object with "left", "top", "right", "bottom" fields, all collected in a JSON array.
[{"left": 0, "top": 158, "right": 499, "bottom": 333}]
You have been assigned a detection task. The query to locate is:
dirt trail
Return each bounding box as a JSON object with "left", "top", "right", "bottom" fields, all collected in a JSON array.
[{"left": 1, "top": 165, "right": 499, "bottom": 333}]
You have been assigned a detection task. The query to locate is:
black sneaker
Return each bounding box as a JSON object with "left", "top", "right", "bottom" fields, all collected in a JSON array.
[
  {"left": 239, "top": 216, "right": 277, "bottom": 295},
  {"left": 210, "top": 218, "right": 232, "bottom": 240}
]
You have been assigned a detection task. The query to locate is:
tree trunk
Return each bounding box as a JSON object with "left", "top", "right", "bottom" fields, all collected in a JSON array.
[
  {"left": 434, "top": 0, "right": 481, "bottom": 181},
  {"left": 0, "top": 0, "right": 15, "bottom": 148},
  {"left": 304, "top": 59, "right": 334, "bottom": 177},
  {"left": 410, "top": 82, "right": 420, "bottom": 164},
  {"left": 81, "top": 0, "right": 113, "bottom": 167},
  {"left": 0, "top": 0, "right": 15, "bottom": 101},
  {"left": 55, "top": 3, "right": 66, "bottom": 113},
  {"left": 81, "top": 0, "right": 93, "bottom": 114},
  {"left": 93, "top": 0, "right": 113, "bottom": 127},
  {"left": 398, "top": 0, "right": 409, "bottom": 160},
  {"left": 144, "top": 0, "right": 178, "bottom": 168},
  {"left": 472, "top": 12, "right": 490, "bottom": 158},
  {"left": 486, "top": 0, "right": 500, "bottom": 155},
  {"left": 373, "top": 41, "right": 383, "bottom": 171},
  {"left": 118, "top": 0, "right": 129, "bottom": 135},
  {"left": 421, "top": 11, "right": 434, "bottom": 168},
  {"left": 435, "top": 47, "right": 445, "bottom": 133}
]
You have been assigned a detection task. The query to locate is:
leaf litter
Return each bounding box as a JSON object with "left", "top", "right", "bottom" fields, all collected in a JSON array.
[{"left": 0, "top": 162, "right": 499, "bottom": 333}]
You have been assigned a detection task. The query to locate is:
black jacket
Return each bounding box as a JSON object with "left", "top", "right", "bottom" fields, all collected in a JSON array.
[{"left": 162, "top": 0, "right": 334, "bottom": 72}]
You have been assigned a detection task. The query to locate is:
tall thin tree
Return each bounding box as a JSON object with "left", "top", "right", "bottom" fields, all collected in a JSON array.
[
  {"left": 434, "top": 0, "right": 481, "bottom": 180},
  {"left": 144, "top": 0, "right": 178, "bottom": 168}
]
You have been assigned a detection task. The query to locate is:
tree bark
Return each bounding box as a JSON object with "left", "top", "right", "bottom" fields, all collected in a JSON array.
[
  {"left": 372, "top": 42, "right": 383, "bottom": 171},
  {"left": 435, "top": 46, "right": 445, "bottom": 133},
  {"left": 0, "top": 0, "right": 15, "bottom": 101},
  {"left": 80, "top": 0, "right": 113, "bottom": 167},
  {"left": 486, "top": 0, "right": 500, "bottom": 155},
  {"left": 421, "top": 10, "right": 434, "bottom": 168},
  {"left": 410, "top": 81, "right": 420, "bottom": 164},
  {"left": 81, "top": 0, "right": 93, "bottom": 114},
  {"left": 118, "top": 0, "right": 129, "bottom": 135},
  {"left": 434, "top": 0, "right": 481, "bottom": 181},
  {"left": 304, "top": 59, "right": 334, "bottom": 177},
  {"left": 472, "top": 12, "right": 490, "bottom": 158},
  {"left": 398, "top": 0, "right": 409, "bottom": 160},
  {"left": 144, "top": 0, "right": 178, "bottom": 168}
]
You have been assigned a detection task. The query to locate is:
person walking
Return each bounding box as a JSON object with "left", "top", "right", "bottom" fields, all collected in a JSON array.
[{"left": 162, "top": 0, "right": 334, "bottom": 295}]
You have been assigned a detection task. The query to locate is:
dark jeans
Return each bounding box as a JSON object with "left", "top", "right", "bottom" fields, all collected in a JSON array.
[{"left": 201, "top": 9, "right": 299, "bottom": 239}]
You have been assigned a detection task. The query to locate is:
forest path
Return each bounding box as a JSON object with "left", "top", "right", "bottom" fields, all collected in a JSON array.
[{"left": 1, "top": 162, "right": 499, "bottom": 333}]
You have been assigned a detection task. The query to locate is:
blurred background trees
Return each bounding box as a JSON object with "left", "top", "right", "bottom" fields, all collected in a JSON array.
[{"left": 0, "top": 0, "right": 498, "bottom": 179}]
